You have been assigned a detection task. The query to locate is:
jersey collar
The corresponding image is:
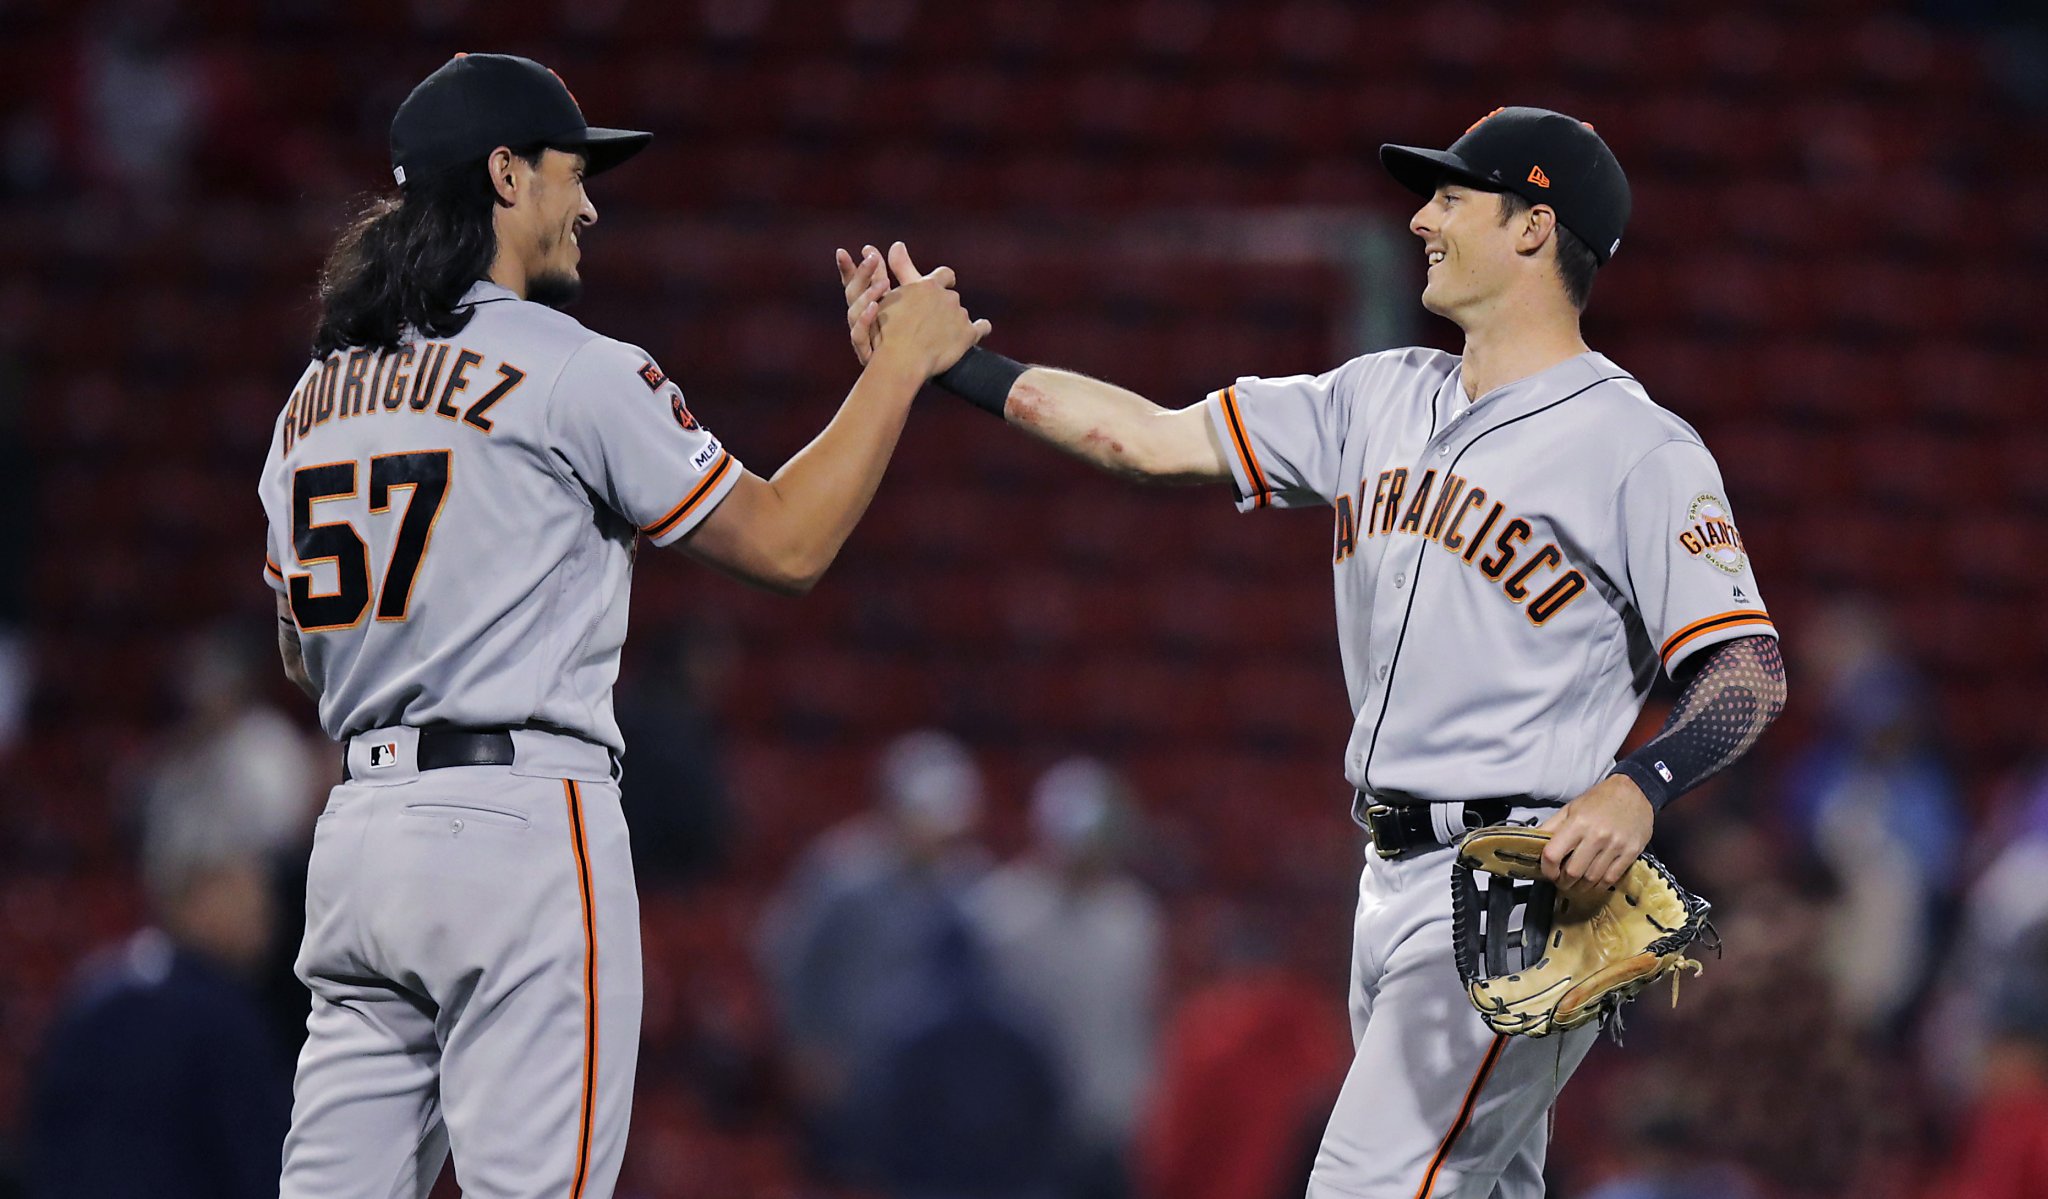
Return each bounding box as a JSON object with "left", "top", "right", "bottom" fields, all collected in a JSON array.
[
  {"left": 1442, "top": 351, "right": 1628, "bottom": 429},
  {"left": 459, "top": 279, "right": 521, "bottom": 307}
]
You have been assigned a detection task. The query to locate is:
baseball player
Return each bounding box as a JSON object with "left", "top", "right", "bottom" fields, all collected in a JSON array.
[
  {"left": 260, "top": 53, "right": 982, "bottom": 1197},
  {"left": 842, "top": 108, "right": 1788, "bottom": 1196}
]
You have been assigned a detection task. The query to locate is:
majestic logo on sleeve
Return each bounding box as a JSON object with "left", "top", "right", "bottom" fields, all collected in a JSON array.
[{"left": 1678, "top": 494, "right": 1747, "bottom": 575}]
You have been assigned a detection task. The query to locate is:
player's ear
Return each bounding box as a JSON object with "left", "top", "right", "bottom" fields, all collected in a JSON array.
[
  {"left": 1516, "top": 204, "right": 1558, "bottom": 259},
  {"left": 486, "top": 147, "right": 520, "bottom": 208}
]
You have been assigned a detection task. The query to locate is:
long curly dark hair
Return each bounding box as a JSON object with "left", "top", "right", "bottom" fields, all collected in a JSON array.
[{"left": 311, "top": 148, "right": 543, "bottom": 357}]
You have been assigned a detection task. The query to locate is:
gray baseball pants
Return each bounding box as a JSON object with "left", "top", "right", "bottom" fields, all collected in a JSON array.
[
  {"left": 280, "top": 742, "right": 640, "bottom": 1198},
  {"left": 1308, "top": 813, "right": 1599, "bottom": 1199}
]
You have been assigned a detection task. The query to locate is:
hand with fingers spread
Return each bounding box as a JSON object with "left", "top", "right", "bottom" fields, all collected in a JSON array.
[
  {"left": 1537, "top": 774, "right": 1655, "bottom": 894},
  {"left": 835, "top": 243, "right": 890, "bottom": 366},
  {"left": 859, "top": 241, "right": 991, "bottom": 379}
]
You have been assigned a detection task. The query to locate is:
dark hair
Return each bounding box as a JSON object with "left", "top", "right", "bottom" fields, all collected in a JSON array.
[
  {"left": 1497, "top": 189, "right": 1599, "bottom": 311},
  {"left": 311, "top": 146, "right": 544, "bottom": 357}
]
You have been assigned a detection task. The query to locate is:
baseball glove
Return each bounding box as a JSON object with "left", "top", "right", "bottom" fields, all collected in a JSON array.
[{"left": 1451, "top": 825, "right": 1716, "bottom": 1038}]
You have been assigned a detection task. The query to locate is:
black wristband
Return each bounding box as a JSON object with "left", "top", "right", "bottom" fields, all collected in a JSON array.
[
  {"left": 932, "top": 346, "right": 1027, "bottom": 418},
  {"left": 1609, "top": 759, "right": 1674, "bottom": 811}
]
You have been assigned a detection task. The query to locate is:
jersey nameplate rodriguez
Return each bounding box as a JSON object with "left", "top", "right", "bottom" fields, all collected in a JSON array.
[
  {"left": 282, "top": 343, "right": 527, "bottom": 452},
  {"left": 1677, "top": 493, "right": 1747, "bottom": 574}
]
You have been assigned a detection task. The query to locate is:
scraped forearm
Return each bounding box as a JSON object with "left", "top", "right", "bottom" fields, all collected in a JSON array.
[{"left": 1004, "top": 368, "right": 1230, "bottom": 485}]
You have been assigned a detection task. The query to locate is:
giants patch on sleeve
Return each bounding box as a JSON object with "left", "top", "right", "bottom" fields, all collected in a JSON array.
[
  {"left": 670, "top": 391, "right": 701, "bottom": 431},
  {"left": 638, "top": 360, "right": 667, "bottom": 390},
  {"left": 1677, "top": 494, "right": 1747, "bottom": 574}
]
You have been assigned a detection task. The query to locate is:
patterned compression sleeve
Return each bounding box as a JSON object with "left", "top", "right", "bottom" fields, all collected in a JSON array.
[{"left": 1611, "top": 635, "right": 1787, "bottom": 810}]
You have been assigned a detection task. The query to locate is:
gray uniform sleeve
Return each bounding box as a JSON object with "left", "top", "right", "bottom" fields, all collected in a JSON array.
[
  {"left": 263, "top": 536, "right": 285, "bottom": 594},
  {"left": 259, "top": 394, "right": 296, "bottom": 596},
  {"left": 1617, "top": 439, "right": 1777, "bottom": 676},
  {"left": 546, "top": 337, "right": 743, "bottom": 546},
  {"left": 1201, "top": 366, "right": 1352, "bottom": 511}
]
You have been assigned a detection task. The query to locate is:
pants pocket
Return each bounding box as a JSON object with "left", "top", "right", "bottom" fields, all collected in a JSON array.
[{"left": 400, "top": 800, "right": 531, "bottom": 830}]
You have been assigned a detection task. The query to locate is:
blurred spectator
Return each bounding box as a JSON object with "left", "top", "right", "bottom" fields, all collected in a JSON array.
[
  {"left": 1135, "top": 909, "right": 1347, "bottom": 1199},
  {"left": 75, "top": 0, "right": 208, "bottom": 203},
  {"left": 1924, "top": 746, "right": 2048, "bottom": 1099},
  {"left": 969, "top": 757, "right": 1163, "bottom": 1199},
  {"left": 1923, "top": 923, "right": 2048, "bottom": 1199},
  {"left": 22, "top": 796, "right": 291, "bottom": 1198},
  {"left": 1780, "top": 601, "right": 1962, "bottom": 1034},
  {"left": 856, "top": 922, "right": 1065, "bottom": 1199},
  {"left": 757, "top": 729, "right": 993, "bottom": 1178},
  {"left": 141, "top": 627, "right": 321, "bottom": 863},
  {"left": 616, "top": 623, "right": 740, "bottom": 890},
  {"left": 139, "top": 627, "right": 323, "bottom": 1061}
]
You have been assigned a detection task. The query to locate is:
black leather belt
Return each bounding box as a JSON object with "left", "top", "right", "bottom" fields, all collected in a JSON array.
[
  {"left": 343, "top": 729, "right": 515, "bottom": 781},
  {"left": 1356, "top": 796, "right": 1511, "bottom": 860}
]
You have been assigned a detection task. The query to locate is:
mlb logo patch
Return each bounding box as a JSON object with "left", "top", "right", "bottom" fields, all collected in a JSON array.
[
  {"left": 691, "top": 439, "right": 723, "bottom": 471},
  {"left": 638, "top": 361, "right": 667, "bottom": 390},
  {"left": 367, "top": 742, "right": 400, "bottom": 769}
]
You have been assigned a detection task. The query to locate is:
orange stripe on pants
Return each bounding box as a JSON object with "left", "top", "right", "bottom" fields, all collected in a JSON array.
[
  {"left": 1412, "top": 1034, "right": 1507, "bottom": 1199},
  {"left": 563, "top": 780, "right": 599, "bottom": 1198}
]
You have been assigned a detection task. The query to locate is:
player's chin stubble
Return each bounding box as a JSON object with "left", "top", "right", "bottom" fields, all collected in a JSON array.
[{"left": 527, "top": 269, "right": 582, "bottom": 310}]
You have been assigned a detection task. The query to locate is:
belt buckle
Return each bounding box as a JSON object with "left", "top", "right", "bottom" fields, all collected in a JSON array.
[{"left": 1365, "top": 803, "right": 1402, "bottom": 859}]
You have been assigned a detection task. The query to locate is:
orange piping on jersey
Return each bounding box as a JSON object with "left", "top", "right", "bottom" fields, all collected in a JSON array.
[
  {"left": 1413, "top": 1034, "right": 1507, "bottom": 1199},
  {"left": 564, "top": 779, "right": 599, "bottom": 1199},
  {"left": 264, "top": 556, "right": 283, "bottom": 579},
  {"left": 1659, "top": 609, "right": 1775, "bottom": 666},
  {"left": 643, "top": 451, "right": 733, "bottom": 540},
  {"left": 1216, "top": 387, "right": 1272, "bottom": 509}
]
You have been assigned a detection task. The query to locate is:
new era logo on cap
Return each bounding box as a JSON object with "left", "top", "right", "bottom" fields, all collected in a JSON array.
[
  {"left": 368, "top": 742, "right": 400, "bottom": 769},
  {"left": 1527, "top": 165, "right": 1551, "bottom": 188}
]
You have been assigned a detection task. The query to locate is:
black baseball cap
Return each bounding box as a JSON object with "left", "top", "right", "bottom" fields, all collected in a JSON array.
[
  {"left": 389, "top": 53, "right": 651, "bottom": 186},
  {"left": 1381, "top": 107, "right": 1630, "bottom": 265}
]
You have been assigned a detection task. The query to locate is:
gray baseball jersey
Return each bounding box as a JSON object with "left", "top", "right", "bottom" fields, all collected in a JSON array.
[
  {"left": 258, "top": 280, "right": 741, "bottom": 754},
  {"left": 1204, "top": 348, "right": 1775, "bottom": 807}
]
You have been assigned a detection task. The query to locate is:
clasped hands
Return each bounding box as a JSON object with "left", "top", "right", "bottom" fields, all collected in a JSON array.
[{"left": 833, "top": 242, "right": 989, "bottom": 377}]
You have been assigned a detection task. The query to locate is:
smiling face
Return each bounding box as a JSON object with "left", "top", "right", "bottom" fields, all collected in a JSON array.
[
  {"left": 496, "top": 147, "right": 595, "bottom": 308},
  {"left": 1411, "top": 182, "right": 1527, "bottom": 322}
]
